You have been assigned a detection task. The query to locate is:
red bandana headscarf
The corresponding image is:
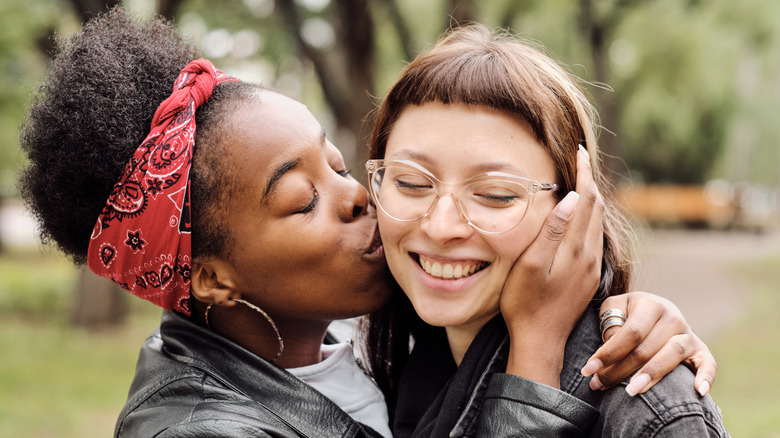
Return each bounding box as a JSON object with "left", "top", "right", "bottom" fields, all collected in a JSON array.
[{"left": 87, "top": 59, "right": 236, "bottom": 315}]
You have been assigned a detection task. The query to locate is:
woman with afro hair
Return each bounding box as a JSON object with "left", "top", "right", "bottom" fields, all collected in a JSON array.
[
  {"left": 20, "top": 7, "right": 394, "bottom": 437},
  {"left": 19, "top": 6, "right": 717, "bottom": 438}
]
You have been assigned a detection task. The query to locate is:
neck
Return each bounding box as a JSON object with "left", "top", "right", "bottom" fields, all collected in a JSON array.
[
  {"left": 444, "top": 312, "right": 498, "bottom": 366},
  {"left": 200, "top": 301, "right": 331, "bottom": 368}
]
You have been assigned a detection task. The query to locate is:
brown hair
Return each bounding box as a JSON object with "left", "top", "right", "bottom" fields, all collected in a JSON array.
[{"left": 363, "top": 24, "right": 634, "bottom": 411}]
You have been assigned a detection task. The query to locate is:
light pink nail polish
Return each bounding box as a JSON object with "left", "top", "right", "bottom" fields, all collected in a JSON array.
[
  {"left": 625, "top": 373, "right": 650, "bottom": 397},
  {"left": 589, "top": 374, "right": 604, "bottom": 391},
  {"left": 555, "top": 191, "right": 579, "bottom": 220},
  {"left": 697, "top": 380, "right": 710, "bottom": 396},
  {"left": 581, "top": 359, "right": 602, "bottom": 376}
]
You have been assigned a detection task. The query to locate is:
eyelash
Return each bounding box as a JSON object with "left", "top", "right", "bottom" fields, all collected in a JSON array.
[
  {"left": 297, "top": 168, "right": 348, "bottom": 214},
  {"left": 298, "top": 190, "right": 319, "bottom": 214}
]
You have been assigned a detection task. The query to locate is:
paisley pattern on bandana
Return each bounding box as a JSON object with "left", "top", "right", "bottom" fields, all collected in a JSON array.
[{"left": 87, "top": 59, "right": 236, "bottom": 315}]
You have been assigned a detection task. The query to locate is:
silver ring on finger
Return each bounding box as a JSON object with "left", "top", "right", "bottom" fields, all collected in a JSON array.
[
  {"left": 600, "top": 316, "right": 626, "bottom": 342},
  {"left": 601, "top": 316, "right": 626, "bottom": 342},
  {"left": 599, "top": 308, "right": 627, "bottom": 323}
]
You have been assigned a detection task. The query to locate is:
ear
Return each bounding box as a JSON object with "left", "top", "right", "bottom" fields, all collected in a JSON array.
[{"left": 190, "top": 259, "right": 239, "bottom": 306}]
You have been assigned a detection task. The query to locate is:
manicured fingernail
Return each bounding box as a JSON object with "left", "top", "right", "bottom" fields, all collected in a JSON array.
[
  {"left": 581, "top": 358, "right": 602, "bottom": 376},
  {"left": 555, "top": 191, "right": 579, "bottom": 220},
  {"left": 578, "top": 144, "right": 589, "bottom": 159},
  {"left": 589, "top": 374, "right": 604, "bottom": 391},
  {"left": 626, "top": 373, "right": 650, "bottom": 397},
  {"left": 697, "top": 380, "right": 710, "bottom": 396}
]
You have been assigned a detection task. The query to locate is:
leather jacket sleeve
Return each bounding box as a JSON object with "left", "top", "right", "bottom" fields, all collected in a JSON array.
[{"left": 477, "top": 373, "right": 599, "bottom": 437}]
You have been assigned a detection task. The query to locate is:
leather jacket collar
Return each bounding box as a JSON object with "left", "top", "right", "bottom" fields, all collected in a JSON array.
[{"left": 118, "top": 310, "right": 380, "bottom": 437}]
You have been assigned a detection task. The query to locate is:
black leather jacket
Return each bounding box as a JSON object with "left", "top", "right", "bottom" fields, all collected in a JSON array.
[
  {"left": 478, "top": 308, "right": 730, "bottom": 436},
  {"left": 397, "top": 308, "right": 729, "bottom": 437},
  {"left": 115, "top": 311, "right": 384, "bottom": 437}
]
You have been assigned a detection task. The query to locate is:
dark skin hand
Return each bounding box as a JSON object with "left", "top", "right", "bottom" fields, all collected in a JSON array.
[{"left": 502, "top": 146, "right": 716, "bottom": 395}]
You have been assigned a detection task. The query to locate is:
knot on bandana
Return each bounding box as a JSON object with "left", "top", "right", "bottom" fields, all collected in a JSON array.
[
  {"left": 151, "top": 60, "right": 220, "bottom": 126},
  {"left": 86, "top": 59, "right": 236, "bottom": 315}
]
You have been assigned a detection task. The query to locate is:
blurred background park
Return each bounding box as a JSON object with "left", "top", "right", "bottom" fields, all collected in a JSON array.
[{"left": 1, "top": 0, "right": 779, "bottom": 436}]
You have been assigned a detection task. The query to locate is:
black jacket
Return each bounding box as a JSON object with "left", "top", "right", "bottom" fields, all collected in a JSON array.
[
  {"left": 395, "top": 308, "right": 729, "bottom": 437},
  {"left": 115, "top": 310, "right": 384, "bottom": 437}
]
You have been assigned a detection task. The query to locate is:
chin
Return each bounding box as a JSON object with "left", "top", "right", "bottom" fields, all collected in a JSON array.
[{"left": 412, "top": 302, "right": 466, "bottom": 328}]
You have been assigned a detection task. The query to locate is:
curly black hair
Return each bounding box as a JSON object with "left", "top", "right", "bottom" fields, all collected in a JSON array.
[{"left": 19, "top": 7, "right": 262, "bottom": 264}]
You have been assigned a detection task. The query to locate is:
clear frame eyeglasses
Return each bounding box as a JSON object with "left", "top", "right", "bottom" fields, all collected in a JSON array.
[{"left": 365, "top": 159, "right": 558, "bottom": 235}]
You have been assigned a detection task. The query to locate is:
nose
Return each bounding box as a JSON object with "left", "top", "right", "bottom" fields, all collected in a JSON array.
[
  {"left": 419, "top": 194, "right": 474, "bottom": 243},
  {"left": 336, "top": 176, "right": 368, "bottom": 221}
]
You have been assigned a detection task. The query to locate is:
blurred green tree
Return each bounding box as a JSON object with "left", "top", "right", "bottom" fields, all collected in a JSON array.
[
  {"left": 7, "top": 0, "right": 779, "bottom": 188},
  {"left": 4, "top": 0, "right": 779, "bottom": 325}
]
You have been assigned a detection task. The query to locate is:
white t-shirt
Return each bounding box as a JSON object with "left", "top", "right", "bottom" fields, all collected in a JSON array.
[{"left": 287, "top": 342, "right": 392, "bottom": 438}]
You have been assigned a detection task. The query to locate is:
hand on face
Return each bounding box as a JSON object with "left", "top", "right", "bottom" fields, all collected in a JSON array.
[
  {"left": 501, "top": 146, "right": 604, "bottom": 387},
  {"left": 500, "top": 148, "right": 719, "bottom": 394}
]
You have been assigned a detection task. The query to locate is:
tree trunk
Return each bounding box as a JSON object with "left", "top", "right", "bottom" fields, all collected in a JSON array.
[
  {"left": 69, "top": 0, "right": 121, "bottom": 23},
  {"left": 579, "top": 0, "right": 624, "bottom": 181},
  {"left": 157, "top": 0, "right": 186, "bottom": 20},
  {"left": 277, "top": 0, "right": 376, "bottom": 182},
  {"left": 447, "top": 0, "right": 478, "bottom": 27},
  {"left": 70, "top": 267, "right": 129, "bottom": 328}
]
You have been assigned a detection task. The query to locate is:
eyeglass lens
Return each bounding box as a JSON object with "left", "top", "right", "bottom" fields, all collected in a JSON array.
[{"left": 369, "top": 163, "right": 532, "bottom": 234}]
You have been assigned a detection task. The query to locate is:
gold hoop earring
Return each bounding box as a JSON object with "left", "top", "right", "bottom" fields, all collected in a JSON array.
[
  {"left": 205, "top": 303, "right": 214, "bottom": 328},
  {"left": 204, "top": 300, "right": 284, "bottom": 362}
]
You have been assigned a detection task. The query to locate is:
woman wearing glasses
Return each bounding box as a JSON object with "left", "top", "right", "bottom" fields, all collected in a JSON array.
[{"left": 364, "top": 25, "right": 728, "bottom": 437}]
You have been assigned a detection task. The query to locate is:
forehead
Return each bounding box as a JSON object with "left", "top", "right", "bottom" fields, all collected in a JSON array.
[
  {"left": 234, "top": 92, "right": 321, "bottom": 143},
  {"left": 218, "top": 92, "right": 328, "bottom": 189},
  {"left": 385, "top": 102, "right": 556, "bottom": 181}
]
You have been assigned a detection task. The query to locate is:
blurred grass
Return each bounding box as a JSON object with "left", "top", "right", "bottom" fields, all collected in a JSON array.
[
  {"left": 0, "top": 249, "right": 75, "bottom": 319},
  {"left": 709, "top": 252, "right": 780, "bottom": 437},
  {"left": 0, "top": 248, "right": 162, "bottom": 438},
  {"left": 0, "top": 245, "right": 778, "bottom": 437}
]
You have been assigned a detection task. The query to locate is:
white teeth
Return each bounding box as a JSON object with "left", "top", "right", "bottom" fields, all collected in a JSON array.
[{"left": 418, "top": 255, "right": 483, "bottom": 279}]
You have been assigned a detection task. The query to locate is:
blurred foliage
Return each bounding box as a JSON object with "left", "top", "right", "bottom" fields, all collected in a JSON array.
[
  {"left": 0, "top": 249, "right": 76, "bottom": 319},
  {"left": 2, "top": 0, "right": 779, "bottom": 186},
  {"left": 0, "top": 0, "right": 78, "bottom": 196}
]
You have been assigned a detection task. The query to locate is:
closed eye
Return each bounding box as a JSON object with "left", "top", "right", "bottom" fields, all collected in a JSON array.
[
  {"left": 476, "top": 194, "right": 518, "bottom": 203},
  {"left": 396, "top": 178, "right": 433, "bottom": 193},
  {"left": 297, "top": 190, "right": 319, "bottom": 214}
]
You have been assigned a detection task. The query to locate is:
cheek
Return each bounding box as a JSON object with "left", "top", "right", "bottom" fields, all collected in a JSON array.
[
  {"left": 377, "top": 215, "right": 410, "bottom": 277},
  {"left": 493, "top": 198, "right": 557, "bottom": 262},
  {"left": 377, "top": 215, "right": 402, "bottom": 253}
]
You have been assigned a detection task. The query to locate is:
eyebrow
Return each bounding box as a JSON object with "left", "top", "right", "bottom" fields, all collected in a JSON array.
[
  {"left": 263, "top": 158, "right": 300, "bottom": 205},
  {"left": 391, "top": 149, "right": 531, "bottom": 177},
  {"left": 261, "top": 126, "right": 326, "bottom": 205}
]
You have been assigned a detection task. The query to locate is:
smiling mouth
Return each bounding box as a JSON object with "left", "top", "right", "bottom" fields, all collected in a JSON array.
[{"left": 414, "top": 253, "right": 489, "bottom": 280}]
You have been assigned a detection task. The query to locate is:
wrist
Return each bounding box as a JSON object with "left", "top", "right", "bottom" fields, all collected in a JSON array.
[{"left": 505, "top": 332, "right": 567, "bottom": 388}]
